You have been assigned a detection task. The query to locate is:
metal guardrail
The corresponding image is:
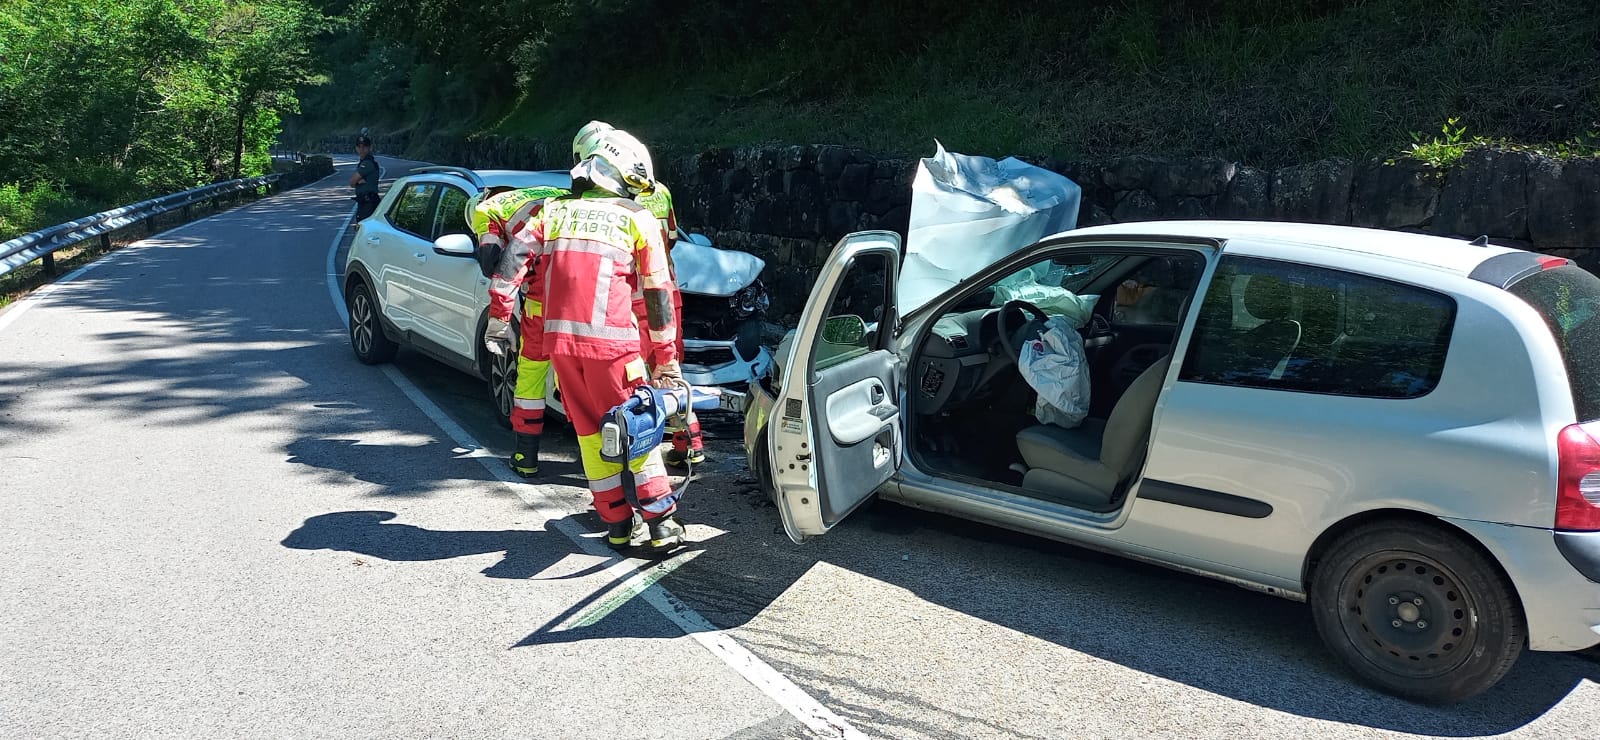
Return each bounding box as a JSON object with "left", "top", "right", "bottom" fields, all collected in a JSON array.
[{"left": 0, "top": 173, "right": 281, "bottom": 279}]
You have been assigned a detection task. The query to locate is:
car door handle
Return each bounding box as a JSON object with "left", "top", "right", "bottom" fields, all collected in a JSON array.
[
  {"left": 366, "top": 237, "right": 381, "bottom": 245},
  {"left": 870, "top": 385, "right": 885, "bottom": 404},
  {"left": 413, "top": 252, "right": 427, "bottom": 263}
]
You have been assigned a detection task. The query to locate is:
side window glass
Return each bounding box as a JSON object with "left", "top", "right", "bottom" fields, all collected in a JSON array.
[
  {"left": 433, "top": 186, "right": 471, "bottom": 240},
  {"left": 387, "top": 183, "right": 438, "bottom": 236},
  {"left": 815, "top": 252, "right": 892, "bottom": 371},
  {"left": 1180, "top": 256, "right": 1455, "bottom": 398},
  {"left": 1113, "top": 256, "right": 1203, "bottom": 326}
]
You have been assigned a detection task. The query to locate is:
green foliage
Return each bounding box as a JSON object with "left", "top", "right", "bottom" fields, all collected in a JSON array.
[
  {"left": 1402, "top": 118, "right": 1600, "bottom": 168},
  {"left": 0, "top": 182, "right": 87, "bottom": 242},
  {"left": 285, "top": 0, "right": 1600, "bottom": 167},
  {"left": 0, "top": 0, "right": 324, "bottom": 236}
]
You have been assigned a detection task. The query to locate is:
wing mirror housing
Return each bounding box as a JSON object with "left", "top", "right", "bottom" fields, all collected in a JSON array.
[{"left": 433, "top": 232, "right": 476, "bottom": 257}]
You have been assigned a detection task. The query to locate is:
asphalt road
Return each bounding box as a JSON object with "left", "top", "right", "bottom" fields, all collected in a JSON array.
[{"left": 4, "top": 158, "right": 1600, "bottom": 739}]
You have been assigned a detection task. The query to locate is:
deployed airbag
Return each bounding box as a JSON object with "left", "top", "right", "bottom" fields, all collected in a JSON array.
[
  {"left": 901, "top": 142, "right": 1081, "bottom": 314},
  {"left": 1019, "top": 315, "right": 1092, "bottom": 429}
]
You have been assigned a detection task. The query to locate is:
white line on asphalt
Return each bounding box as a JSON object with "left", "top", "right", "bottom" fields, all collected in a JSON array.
[
  {"left": 551, "top": 549, "right": 705, "bottom": 631},
  {"left": 321, "top": 167, "right": 865, "bottom": 740}
]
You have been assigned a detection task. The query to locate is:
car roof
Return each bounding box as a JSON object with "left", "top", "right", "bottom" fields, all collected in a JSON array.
[
  {"left": 1060, "top": 220, "right": 1527, "bottom": 277},
  {"left": 476, "top": 169, "right": 571, "bottom": 189},
  {"left": 401, "top": 168, "right": 570, "bottom": 190}
]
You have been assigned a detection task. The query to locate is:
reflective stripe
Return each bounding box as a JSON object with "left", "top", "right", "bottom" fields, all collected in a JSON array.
[
  {"left": 512, "top": 399, "right": 546, "bottom": 410},
  {"left": 550, "top": 237, "right": 627, "bottom": 260},
  {"left": 592, "top": 257, "right": 613, "bottom": 327},
  {"left": 544, "top": 319, "right": 639, "bottom": 342}
]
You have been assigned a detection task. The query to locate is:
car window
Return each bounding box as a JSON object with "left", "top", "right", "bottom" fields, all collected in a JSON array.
[
  {"left": 1114, "top": 255, "right": 1203, "bottom": 326},
  {"left": 387, "top": 183, "right": 438, "bottom": 237},
  {"left": 815, "top": 252, "right": 892, "bottom": 371},
  {"left": 432, "top": 186, "right": 472, "bottom": 240},
  {"left": 1180, "top": 256, "right": 1455, "bottom": 399},
  {"left": 1507, "top": 265, "right": 1600, "bottom": 421}
]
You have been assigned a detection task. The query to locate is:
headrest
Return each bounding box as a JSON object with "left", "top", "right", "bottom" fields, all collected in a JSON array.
[{"left": 1243, "top": 275, "right": 1294, "bottom": 321}]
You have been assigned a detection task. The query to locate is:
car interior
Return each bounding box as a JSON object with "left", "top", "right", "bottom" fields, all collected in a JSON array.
[{"left": 906, "top": 250, "right": 1208, "bottom": 512}]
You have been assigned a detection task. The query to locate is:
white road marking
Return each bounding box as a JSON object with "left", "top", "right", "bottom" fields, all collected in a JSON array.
[{"left": 323, "top": 161, "right": 865, "bottom": 739}]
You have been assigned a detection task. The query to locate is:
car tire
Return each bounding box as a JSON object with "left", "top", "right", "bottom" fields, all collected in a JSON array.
[
  {"left": 486, "top": 339, "right": 517, "bottom": 431},
  {"left": 751, "top": 428, "right": 776, "bottom": 503},
  {"left": 348, "top": 282, "right": 397, "bottom": 365},
  {"left": 1310, "top": 520, "right": 1524, "bottom": 703}
]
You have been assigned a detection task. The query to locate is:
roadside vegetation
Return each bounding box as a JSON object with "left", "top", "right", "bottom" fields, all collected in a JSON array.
[
  {"left": 286, "top": 0, "right": 1599, "bottom": 167},
  {"left": 0, "top": 0, "right": 323, "bottom": 242}
]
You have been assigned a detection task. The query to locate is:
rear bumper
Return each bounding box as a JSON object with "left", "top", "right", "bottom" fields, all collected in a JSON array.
[
  {"left": 1555, "top": 530, "right": 1600, "bottom": 583},
  {"left": 1448, "top": 518, "right": 1600, "bottom": 652}
]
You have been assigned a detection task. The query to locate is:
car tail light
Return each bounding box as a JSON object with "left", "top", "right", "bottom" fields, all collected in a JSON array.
[{"left": 1556, "top": 424, "right": 1600, "bottom": 530}]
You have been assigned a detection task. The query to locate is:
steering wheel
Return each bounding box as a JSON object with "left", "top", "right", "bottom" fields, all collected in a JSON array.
[{"left": 997, "top": 299, "right": 1049, "bottom": 362}]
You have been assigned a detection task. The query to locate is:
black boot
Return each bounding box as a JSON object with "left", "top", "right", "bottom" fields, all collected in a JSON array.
[
  {"left": 510, "top": 433, "right": 540, "bottom": 478},
  {"left": 606, "top": 512, "right": 644, "bottom": 549}
]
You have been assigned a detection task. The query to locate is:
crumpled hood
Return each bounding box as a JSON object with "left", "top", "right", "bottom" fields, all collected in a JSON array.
[{"left": 672, "top": 235, "right": 766, "bottom": 296}]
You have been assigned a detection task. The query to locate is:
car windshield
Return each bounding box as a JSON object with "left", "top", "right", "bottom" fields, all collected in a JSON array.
[{"left": 1507, "top": 265, "right": 1600, "bottom": 421}]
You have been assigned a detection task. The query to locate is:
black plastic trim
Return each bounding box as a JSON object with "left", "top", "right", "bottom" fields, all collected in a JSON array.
[
  {"left": 1467, "top": 251, "right": 1569, "bottom": 289},
  {"left": 1555, "top": 530, "right": 1600, "bottom": 583},
  {"left": 1140, "top": 479, "right": 1273, "bottom": 519}
]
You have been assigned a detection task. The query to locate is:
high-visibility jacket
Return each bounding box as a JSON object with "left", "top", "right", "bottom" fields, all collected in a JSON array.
[
  {"left": 527, "top": 194, "right": 678, "bottom": 362},
  {"left": 472, "top": 186, "right": 570, "bottom": 322},
  {"left": 635, "top": 182, "right": 677, "bottom": 241},
  {"left": 633, "top": 183, "right": 683, "bottom": 367}
]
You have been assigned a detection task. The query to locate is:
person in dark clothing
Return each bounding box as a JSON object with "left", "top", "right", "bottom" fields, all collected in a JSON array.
[{"left": 350, "top": 134, "right": 381, "bottom": 220}]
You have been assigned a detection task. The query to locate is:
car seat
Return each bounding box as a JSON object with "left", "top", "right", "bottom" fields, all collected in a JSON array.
[{"left": 1014, "top": 356, "right": 1171, "bottom": 509}]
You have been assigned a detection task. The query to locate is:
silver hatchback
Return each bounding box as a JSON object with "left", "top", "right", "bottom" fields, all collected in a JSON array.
[{"left": 743, "top": 220, "right": 1600, "bottom": 703}]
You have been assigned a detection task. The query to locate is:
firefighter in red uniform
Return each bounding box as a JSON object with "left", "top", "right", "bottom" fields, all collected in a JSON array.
[
  {"left": 579, "top": 122, "right": 704, "bottom": 469},
  {"left": 474, "top": 184, "right": 571, "bottom": 477},
  {"left": 525, "top": 129, "right": 686, "bottom": 552}
]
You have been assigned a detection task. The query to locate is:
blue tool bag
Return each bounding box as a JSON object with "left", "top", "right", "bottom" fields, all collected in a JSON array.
[{"left": 600, "top": 385, "right": 690, "bottom": 515}]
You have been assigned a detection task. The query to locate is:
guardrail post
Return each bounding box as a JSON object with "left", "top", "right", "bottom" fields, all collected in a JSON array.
[
  {"left": 100, "top": 233, "right": 111, "bottom": 252},
  {"left": 42, "top": 252, "right": 55, "bottom": 276}
]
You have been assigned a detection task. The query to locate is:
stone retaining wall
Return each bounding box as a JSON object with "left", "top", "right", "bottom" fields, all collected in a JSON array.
[{"left": 314, "top": 132, "right": 1600, "bottom": 321}]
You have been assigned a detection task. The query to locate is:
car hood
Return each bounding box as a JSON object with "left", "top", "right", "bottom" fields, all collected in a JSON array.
[
  {"left": 673, "top": 236, "right": 766, "bottom": 296},
  {"left": 899, "top": 143, "right": 1081, "bottom": 314}
]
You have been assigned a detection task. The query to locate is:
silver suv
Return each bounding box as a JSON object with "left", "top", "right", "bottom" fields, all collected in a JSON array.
[
  {"left": 342, "top": 167, "right": 772, "bottom": 425},
  {"left": 743, "top": 220, "right": 1600, "bottom": 703}
]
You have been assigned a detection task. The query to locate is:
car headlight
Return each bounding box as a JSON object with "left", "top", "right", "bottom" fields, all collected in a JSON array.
[{"left": 731, "top": 279, "right": 770, "bottom": 317}]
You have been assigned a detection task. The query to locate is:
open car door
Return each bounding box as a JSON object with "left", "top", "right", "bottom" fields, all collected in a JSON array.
[{"left": 769, "top": 231, "right": 903, "bottom": 543}]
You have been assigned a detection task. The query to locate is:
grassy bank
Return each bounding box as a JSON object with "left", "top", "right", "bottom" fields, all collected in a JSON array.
[{"left": 289, "top": 0, "right": 1599, "bottom": 166}]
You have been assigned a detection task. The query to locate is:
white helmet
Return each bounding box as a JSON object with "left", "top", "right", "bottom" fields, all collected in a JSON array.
[
  {"left": 572, "top": 120, "right": 615, "bottom": 165},
  {"left": 572, "top": 129, "right": 655, "bottom": 196}
]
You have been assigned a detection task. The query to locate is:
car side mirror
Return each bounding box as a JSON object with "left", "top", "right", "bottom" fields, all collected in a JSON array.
[
  {"left": 821, "top": 314, "right": 868, "bottom": 345},
  {"left": 433, "top": 232, "right": 475, "bottom": 257}
]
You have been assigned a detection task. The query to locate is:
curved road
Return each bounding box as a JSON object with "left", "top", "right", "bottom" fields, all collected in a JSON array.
[{"left": 3, "top": 159, "right": 1598, "bottom": 739}]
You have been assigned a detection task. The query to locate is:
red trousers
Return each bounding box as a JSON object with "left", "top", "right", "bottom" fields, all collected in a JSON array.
[{"left": 550, "top": 353, "right": 674, "bottom": 523}]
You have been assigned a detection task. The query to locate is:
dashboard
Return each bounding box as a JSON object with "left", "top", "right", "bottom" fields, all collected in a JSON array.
[{"left": 912, "top": 306, "right": 1002, "bottom": 415}]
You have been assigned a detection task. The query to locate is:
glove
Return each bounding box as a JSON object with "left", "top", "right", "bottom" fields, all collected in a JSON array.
[
  {"left": 483, "top": 317, "right": 514, "bottom": 357},
  {"left": 651, "top": 359, "right": 684, "bottom": 388}
]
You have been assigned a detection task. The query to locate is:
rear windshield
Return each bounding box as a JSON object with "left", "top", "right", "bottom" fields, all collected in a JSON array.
[{"left": 1507, "top": 265, "right": 1600, "bottom": 421}]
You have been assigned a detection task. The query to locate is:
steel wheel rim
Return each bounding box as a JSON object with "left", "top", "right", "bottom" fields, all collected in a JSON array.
[
  {"left": 491, "top": 350, "right": 515, "bottom": 418},
  {"left": 351, "top": 292, "right": 374, "bottom": 355},
  {"left": 1338, "top": 550, "right": 1479, "bottom": 679}
]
